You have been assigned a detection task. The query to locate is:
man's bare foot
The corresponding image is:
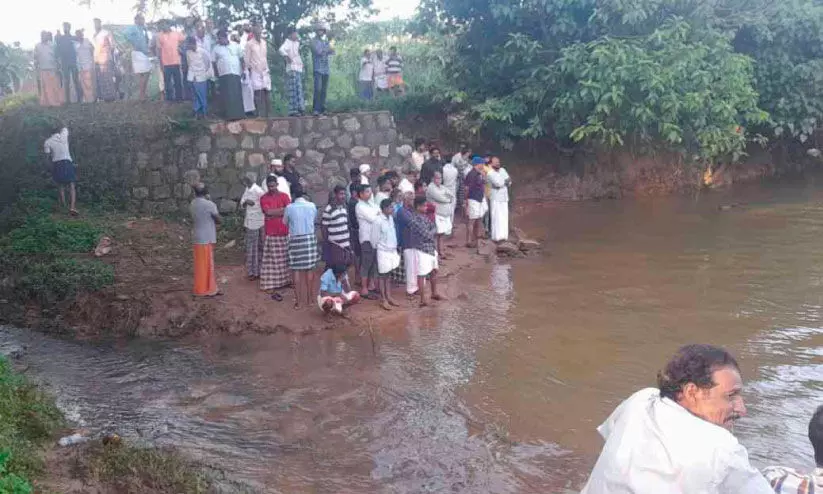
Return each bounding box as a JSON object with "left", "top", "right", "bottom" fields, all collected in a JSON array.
[
  {"left": 388, "top": 299, "right": 401, "bottom": 307},
  {"left": 466, "top": 242, "right": 477, "bottom": 248},
  {"left": 432, "top": 293, "right": 445, "bottom": 301},
  {"left": 381, "top": 301, "right": 393, "bottom": 311}
]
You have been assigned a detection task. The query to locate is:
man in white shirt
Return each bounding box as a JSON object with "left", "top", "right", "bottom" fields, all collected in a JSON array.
[
  {"left": 44, "top": 126, "right": 78, "bottom": 215},
  {"left": 398, "top": 166, "right": 417, "bottom": 195},
  {"left": 211, "top": 29, "right": 245, "bottom": 120},
  {"left": 582, "top": 344, "right": 774, "bottom": 494},
  {"left": 73, "top": 29, "right": 96, "bottom": 102},
  {"left": 410, "top": 137, "right": 428, "bottom": 172},
  {"left": 358, "top": 48, "right": 374, "bottom": 100},
  {"left": 278, "top": 28, "right": 305, "bottom": 116},
  {"left": 355, "top": 185, "right": 380, "bottom": 300},
  {"left": 261, "top": 159, "right": 292, "bottom": 198},
  {"left": 485, "top": 156, "right": 511, "bottom": 242},
  {"left": 373, "top": 48, "right": 388, "bottom": 92},
  {"left": 240, "top": 175, "right": 266, "bottom": 280},
  {"left": 441, "top": 156, "right": 459, "bottom": 226}
]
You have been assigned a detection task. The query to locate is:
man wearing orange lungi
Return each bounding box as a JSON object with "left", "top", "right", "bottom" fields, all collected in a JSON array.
[
  {"left": 189, "top": 183, "right": 222, "bottom": 297},
  {"left": 74, "top": 29, "right": 96, "bottom": 103},
  {"left": 34, "top": 31, "right": 63, "bottom": 107}
]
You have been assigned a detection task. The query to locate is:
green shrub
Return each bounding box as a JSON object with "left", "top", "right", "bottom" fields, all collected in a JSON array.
[
  {"left": 0, "top": 452, "right": 32, "bottom": 494},
  {"left": 0, "top": 357, "right": 63, "bottom": 481},
  {"left": 16, "top": 258, "right": 114, "bottom": 304},
  {"left": 6, "top": 216, "right": 102, "bottom": 255}
]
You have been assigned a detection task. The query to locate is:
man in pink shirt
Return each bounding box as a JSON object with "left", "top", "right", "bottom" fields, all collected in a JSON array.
[{"left": 154, "top": 21, "right": 185, "bottom": 101}]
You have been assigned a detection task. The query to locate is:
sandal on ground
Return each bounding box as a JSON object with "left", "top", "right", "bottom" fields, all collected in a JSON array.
[
  {"left": 69, "top": 209, "right": 80, "bottom": 217},
  {"left": 271, "top": 293, "right": 284, "bottom": 302},
  {"left": 363, "top": 292, "right": 380, "bottom": 301},
  {"left": 381, "top": 301, "right": 393, "bottom": 311}
]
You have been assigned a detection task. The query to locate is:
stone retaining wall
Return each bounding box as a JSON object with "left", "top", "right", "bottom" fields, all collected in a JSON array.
[{"left": 129, "top": 111, "right": 412, "bottom": 214}]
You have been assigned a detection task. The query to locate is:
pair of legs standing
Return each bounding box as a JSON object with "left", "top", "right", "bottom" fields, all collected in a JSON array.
[
  {"left": 58, "top": 183, "right": 77, "bottom": 214},
  {"left": 313, "top": 72, "right": 329, "bottom": 115},
  {"left": 285, "top": 70, "right": 304, "bottom": 117},
  {"left": 292, "top": 269, "right": 316, "bottom": 309},
  {"left": 163, "top": 65, "right": 183, "bottom": 101},
  {"left": 61, "top": 65, "right": 83, "bottom": 103},
  {"left": 191, "top": 81, "right": 208, "bottom": 118}
]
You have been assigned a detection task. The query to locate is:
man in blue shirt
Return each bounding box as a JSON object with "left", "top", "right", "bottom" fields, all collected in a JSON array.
[
  {"left": 310, "top": 22, "right": 335, "bottom": 116},
  {"left": 124, "top": 14, "right": 152, "bottom": 100},
  {"left": 318, "top": 265, "right": 361, "bottom": 316},
  {"left": 283, "top": 187, "right": 319, "bottom": 309}
]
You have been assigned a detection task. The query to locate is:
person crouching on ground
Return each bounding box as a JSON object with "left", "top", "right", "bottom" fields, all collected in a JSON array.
[
  {"left": 406, "top": 196, "right": 444, "bottom": 307},
  {"left": 43, "top": 123, "right": 78, "bottom": 216},
  {"left": 763, "top": 405, "right": 823, "bottom": 492},
  {"left": 376, "top": 198, "right": 401, "bottom": 310},
  {"left": 240, "top": 175, "right": 265, "bottom": 280},
  {"left": 283, "top": 186, "right": 319, "bottom": 309},
  {"left": 318, "top": 264, "right": 360, "bottom": 316},
  {"left": 259, "top": 175, "right": 292, "bottom": 302},
  {"left": 426, "top": 171, "right": 455, "bottom": 260},
  {"left": 581, "top": 344, "right": 774, "bottom": 493},
  {"left": 190, "top": 183, "right": 221, "bottom": 297},
  {"left": 464, "top": 157, "right": 487, "bottom": 248}
]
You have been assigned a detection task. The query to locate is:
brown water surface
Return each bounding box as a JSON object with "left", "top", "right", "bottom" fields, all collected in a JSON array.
[{"left": 2, "top": 178, "right": 823, "bottom": 492}]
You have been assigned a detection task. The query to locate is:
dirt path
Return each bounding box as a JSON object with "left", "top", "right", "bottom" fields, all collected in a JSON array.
[{"left": 47, "top": 216, "right": 537, "bottom": 339}]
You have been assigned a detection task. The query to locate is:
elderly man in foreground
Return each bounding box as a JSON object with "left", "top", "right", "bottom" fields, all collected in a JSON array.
[{"left": 581, "top": 344, "right": 773, "bottom": 493}]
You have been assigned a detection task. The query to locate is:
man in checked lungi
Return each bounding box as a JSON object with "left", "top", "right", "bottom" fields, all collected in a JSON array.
[
  {"left": 283, "top": 186, "right": 319, "bottom": 309},
  {"left": 260, "top": 176, "right": 292, "bottom": 302},
  {"left": 240, "top": 176, "right": 266, "bottom": 280}
]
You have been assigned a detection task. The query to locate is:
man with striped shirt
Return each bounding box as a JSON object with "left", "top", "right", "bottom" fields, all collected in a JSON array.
[
  {"left": 322, "top": 185, "right": 353, "bottom": 268},
  {"left": 386, "top": 46, "right": 405, "bottom": 96}
]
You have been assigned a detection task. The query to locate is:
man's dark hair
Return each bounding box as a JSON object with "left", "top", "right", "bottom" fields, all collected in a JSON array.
[
  {"left": 657, "top": 344, "right": 740, "bottom": 401},
  {"left": 390, "top": 45, "right": 397, "bottom": 51},
  {"left": 333, "top": 184, "right": 346, "bottom": 195},
  {"left": 331, "top": 264, "right": 347, "bottom": 276},
  {"left": 810, "top": 405, "right": 823, "bottom": 466},
  {"left": 349, "top": 168, "right": 360, "bottom": 180},
  {"left": 380, "top": 198, "right": 392, "bottom": 210},
  {"left": 266, "top": 174, "right": 278, "bottom": 185},
  {"left": 283, "top": 153, "right": 295, "bottom": 163},
  {"left": 414, "top": 137, "right": 426, "bottom": 148},
  {"left": 292, "top": 185, "right": 305, "bottom": 199},
  {"left": 429, "top": 146, "right": 440, "bottom": 154},
  {"left": 193, "top": 183, "right": 208, "bottom": 197},
  {"left": 286, "top": 27, "right": 297, "bottom": 36},
  {"left": 356, "top": 184, "right": 370, "bottom": 197},
  {"left": 413, "top": 196, "right": 427, "bottom": 209},
  {"left": 217, "top": 29, "right": 228, "bottom": 39},
  {"left": 385, "top": 170, "right": 399, "bottom": 181},
  {"left": 377, "top": 175, "right": 388, "bottom": 188}
]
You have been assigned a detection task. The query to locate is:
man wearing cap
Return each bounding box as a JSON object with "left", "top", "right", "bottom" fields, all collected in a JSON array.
[
  {"left": 311, "top": 22, "right": 335, "bottom": 116},
  {"left": 359, "top": 164, "right": 371, "bottom": 186},
  {"left": 262, "top": 159, "right": 292, "bottom": 198}
]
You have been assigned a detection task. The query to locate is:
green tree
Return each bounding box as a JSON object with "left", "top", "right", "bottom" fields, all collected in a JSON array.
[{"left": 0, "top": 43, "right": 30, "bottom": 96}]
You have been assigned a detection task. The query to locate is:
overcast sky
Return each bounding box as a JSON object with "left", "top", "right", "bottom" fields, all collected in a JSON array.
[{"left": 2, "top": 0, "right": 420, "bottom": 48}]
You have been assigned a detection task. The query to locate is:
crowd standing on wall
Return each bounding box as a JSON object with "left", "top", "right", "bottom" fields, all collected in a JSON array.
[{"left": 33, "top": 15, "right": 407, "bottom": 118}]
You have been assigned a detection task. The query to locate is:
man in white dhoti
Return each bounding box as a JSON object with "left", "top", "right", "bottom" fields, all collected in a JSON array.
[
  {"left": 426, "top": 171, "right": 454, "bottom": 259},
  {"left": 441, "top": 156, "right": 459, "bottom": 226},
  {"left": 486, "top": 156, "right": 511, "bottom": 242},
  {"left": 581, "top": 344, "right": 774, "bottom": 494}
]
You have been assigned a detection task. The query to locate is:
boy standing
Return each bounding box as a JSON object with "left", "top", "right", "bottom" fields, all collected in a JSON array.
[
  {"left": 44, "top": 125, "right": 78, "bottom": 215},
  {"left": 376, "top": 199, "right": 401, "bottom": 310},
  {"left": 406, "top": 196, "right": 443, "bottom": 307}
]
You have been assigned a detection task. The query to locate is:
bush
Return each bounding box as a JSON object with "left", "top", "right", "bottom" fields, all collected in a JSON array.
[
  {"left": 6, "top": 216, "right": 102, "bottom": 254},
  {"left": 16, "top": 258, "right": 114, "bottom": 304},
  {"left": 0, "top": 356, "right": 63, "bottom": 482}
]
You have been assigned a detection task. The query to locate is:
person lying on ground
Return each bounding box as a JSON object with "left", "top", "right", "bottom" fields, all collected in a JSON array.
[
  {"left": 318, "top": 265, "right": 361, "bottom": 316},
  {"left": 581, "top": 344, "right": 774, "bottom": 494},
  {"left": 763, "top": 405, "right": 823, "bottom": 493}
]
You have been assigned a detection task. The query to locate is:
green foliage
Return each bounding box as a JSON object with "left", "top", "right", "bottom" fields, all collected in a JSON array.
[
  {"left": 0, "top": 453, "right": 32, "bottom": 494},
  {"left": 0, "top": 43, "right": 30, "bottom": 97},
  {"left": 553, "top": 20, "right": 766, "bottom": 160},
  {"left": 13, "top": 258, "right": 115, "bottom": 304},
  {"left": 0, "top": 356, "right": 63, "bottom": 483},
  {"left": 418, "top": 0, "right": 823, "bottom": 162},
  {"left": 6, "top": 216, "right": 102, "bottom": 254}
]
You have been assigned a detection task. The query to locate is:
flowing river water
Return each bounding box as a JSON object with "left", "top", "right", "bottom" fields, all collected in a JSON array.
[{"left": 2, "top": 178, "right": 823, "bottom": 492}]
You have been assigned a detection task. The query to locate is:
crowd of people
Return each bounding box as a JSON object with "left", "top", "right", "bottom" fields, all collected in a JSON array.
[
  {"left": 33, "top": 15, "right": 407, "bottom": 119},
  {"left": 581, "top": 343, "right": 823, "bottom": 494},
  {"left": 189, "top": 140, "right": 512, "bottom": 315}
]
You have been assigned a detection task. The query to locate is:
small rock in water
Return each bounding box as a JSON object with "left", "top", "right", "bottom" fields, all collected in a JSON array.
[
  {"left": 518, "top": 239, "right": 541, "bottom": 252},
  {"left": 496, "top": 241, "right": 522, "bottom": 257}
]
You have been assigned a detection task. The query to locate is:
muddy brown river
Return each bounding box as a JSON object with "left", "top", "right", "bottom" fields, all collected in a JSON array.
[{"left": 2, "top": 178, "right": 823, "bottom": 492}]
